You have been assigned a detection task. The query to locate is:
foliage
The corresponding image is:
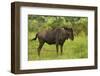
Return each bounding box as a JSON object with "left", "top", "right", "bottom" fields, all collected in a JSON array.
[{"left": 28, "top": 15, "right": 88, "bottom": 36}]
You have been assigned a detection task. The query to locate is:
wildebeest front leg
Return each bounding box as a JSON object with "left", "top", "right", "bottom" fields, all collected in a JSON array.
[
  {"left": 56, "top": 44, "right": 59, "bottom": 56},
  {"left": 60, "top": 44, "right": 63, "bottom": 55},
  {"left": 38, "top": 43, "right": 44, "bottom": 57},
  {"left": 56, "top": 39, "right": 59, "bottom": 56}
]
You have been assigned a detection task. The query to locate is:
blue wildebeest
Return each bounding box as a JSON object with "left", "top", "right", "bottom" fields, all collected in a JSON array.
[{"left": 32, "top": 27, "right": 74, "bottom": 56}]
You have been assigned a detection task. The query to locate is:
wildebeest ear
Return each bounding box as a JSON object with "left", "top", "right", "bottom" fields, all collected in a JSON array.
[
  {"left": 64, "top": 27, "right": 68, "bottom": 30},
  {"left": 64, "top": 27, "right": 72, "bottom": 30},
  {"left": 70, "top": 28, "right": 73, "bottom": 30}
]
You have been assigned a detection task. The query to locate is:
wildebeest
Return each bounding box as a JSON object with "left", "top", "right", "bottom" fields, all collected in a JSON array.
[{"left": 32, "top": 27, "right": 74, "bottom": 56}]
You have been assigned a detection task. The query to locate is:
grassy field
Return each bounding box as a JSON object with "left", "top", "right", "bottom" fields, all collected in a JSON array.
[{"left": 28, "top": 32, "right": 88, "bottom": 61}]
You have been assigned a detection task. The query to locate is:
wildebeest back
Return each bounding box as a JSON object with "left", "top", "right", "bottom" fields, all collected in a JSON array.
[{"left": 37, "top": 28, "right": 67, "bottom": 44}]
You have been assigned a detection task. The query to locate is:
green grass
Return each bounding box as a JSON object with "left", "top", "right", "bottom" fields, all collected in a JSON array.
[{"left": 28, "top": 32, "right": 88, "bottom": 61}]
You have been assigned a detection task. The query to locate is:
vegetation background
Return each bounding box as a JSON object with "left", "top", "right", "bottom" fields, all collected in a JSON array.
[{"left": 28, "top": 15, "right": 88, "bottom": 61}]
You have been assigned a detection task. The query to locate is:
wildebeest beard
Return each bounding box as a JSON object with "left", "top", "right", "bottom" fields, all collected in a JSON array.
[{"left": 31, "top": 27, "right": 74, "bottom": 56}]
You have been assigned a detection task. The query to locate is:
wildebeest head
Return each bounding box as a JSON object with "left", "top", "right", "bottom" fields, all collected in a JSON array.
[{"left": 64, "top": 27, "right": 74, "bottom": 40}]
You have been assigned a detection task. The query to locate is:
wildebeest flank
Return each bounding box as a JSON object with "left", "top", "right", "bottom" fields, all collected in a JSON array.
[{"left": 32, "top": 27, "right": 74, "bottom": 56}]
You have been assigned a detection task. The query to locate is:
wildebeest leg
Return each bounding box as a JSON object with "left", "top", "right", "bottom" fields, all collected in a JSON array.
[
  {"left": 56, "top": 43, "right": 59, "bottom": 56},
  {"left": 56, "top": 36, "right": 59, "bottom": 56},
  {"left": 56, "top": 44, "right": 59, "bottom": 56},
  {"left": 38, "top": 42, "right": 44, "bottom": 57},
  {"left": 60, "top": 44, "right": 63, "bottom": 55}
]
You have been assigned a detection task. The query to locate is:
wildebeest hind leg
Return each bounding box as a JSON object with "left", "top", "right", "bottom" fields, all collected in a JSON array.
[{"left": 37, "top": 42, "right": 44, "bottom": 57}]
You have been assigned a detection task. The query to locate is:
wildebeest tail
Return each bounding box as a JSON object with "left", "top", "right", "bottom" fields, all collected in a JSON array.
[{"left": 31, "top": 33, "right": 38, "bottom": 41}]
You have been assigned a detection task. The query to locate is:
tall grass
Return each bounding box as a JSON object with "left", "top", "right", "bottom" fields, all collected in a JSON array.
[{"left": 28, "top": 32, "right": 88, "bottom": 61}]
